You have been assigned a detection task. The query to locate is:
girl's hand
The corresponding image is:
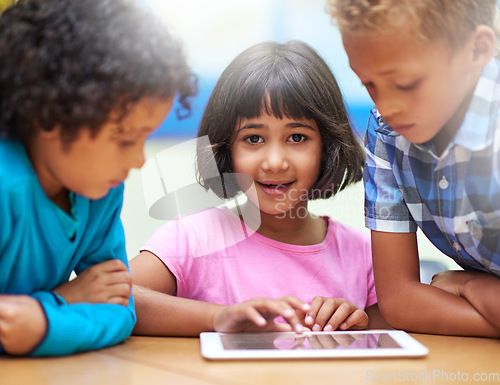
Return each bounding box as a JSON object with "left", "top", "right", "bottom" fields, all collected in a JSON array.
[
  {"left": 213, "top": 296, "right": 310, "bottom": 333},
  {"left": 54, "top": 259, "right": 132, "bottom": 306},
  {"left": 0, "top": 295, "right": 47, "bottom": 355},
  {"left": 304, "top": 296, "right": 368, "bottom": 331}
]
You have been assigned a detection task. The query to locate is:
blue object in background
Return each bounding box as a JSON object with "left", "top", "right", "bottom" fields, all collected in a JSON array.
[{"left": 146, "top": 0, "right": 499, "bottom": 140}]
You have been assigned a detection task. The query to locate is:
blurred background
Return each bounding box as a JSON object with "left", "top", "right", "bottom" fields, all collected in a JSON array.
[
  {"left": 141, "top": 0, "right": 372, "bottom": 139},
  {"left": 122, "top": 0, "right": 460, "bottom": 271}
]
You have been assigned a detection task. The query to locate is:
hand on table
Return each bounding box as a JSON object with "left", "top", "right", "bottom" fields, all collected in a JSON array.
[
  {"left": 213, "top": 295, "right": 310, "bottom": 333},
  {"left": 304, "top": 296, "right": 368, "bottom": 331},
  {"left": 54, "top": 259, "right": 132, "bottom": 306},
  {"left": 430, "top": 270, "right": 484, "bottom": 297},
  {"left": 430, "top": 270, "right": 498, "bottom": 299},
  {"left": 0, "top": 295, "right": 47, "bottom": 355}
]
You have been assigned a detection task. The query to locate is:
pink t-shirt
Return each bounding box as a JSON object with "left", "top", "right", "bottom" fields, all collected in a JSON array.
[{"left": 141, "top": 207, "right": 376, "bottom": 310}]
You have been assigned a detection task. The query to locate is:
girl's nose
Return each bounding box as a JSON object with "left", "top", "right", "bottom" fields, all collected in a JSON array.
[{"left": 261, "top": 146, "right": 289, "bottom": 172}]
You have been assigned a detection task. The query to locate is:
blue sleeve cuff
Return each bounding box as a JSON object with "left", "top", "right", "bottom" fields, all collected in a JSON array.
[{"left": 29, "top": 292, "right": 135, "bottom": 357}]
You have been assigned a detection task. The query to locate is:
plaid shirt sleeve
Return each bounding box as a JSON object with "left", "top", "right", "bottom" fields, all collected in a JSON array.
[{"left": 364, "top": 108, "right": 418, "bottom": 233}]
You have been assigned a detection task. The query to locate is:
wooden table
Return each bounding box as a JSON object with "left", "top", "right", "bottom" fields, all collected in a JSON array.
[{"left": 1, "top": 333, "right": 499, "bottom": 385}]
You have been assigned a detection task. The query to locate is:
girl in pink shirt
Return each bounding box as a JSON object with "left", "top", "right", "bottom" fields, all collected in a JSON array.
[{"left": 130, "top": 40, "right": 388, "bottom": 336}]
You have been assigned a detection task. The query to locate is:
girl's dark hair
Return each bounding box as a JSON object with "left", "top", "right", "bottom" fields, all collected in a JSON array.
[
  {"left": 197, "top": 40, "right": 364, "bottom": 200},
  {"left": 0, "top": 0, "right": 197, "bottom": 143}
]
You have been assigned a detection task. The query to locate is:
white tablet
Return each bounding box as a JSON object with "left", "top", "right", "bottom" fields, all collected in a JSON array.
[{"left": 200, "top": 330, "right": 429, "bottom": 360}]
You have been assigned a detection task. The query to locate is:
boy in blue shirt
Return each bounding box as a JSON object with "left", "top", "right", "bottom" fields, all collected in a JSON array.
[
  {"left": 327, "top": 0, "right": 500, "bottom": 337},
  {"left": 0, "top": 0, "right": 195, "bottom": 356}
]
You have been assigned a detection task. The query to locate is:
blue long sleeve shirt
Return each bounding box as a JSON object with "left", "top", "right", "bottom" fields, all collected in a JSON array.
[{"left": 0, "top": 139, "right": 136, "bottom": 356}]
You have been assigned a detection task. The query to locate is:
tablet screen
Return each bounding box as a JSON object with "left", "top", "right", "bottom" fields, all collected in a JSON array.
[
  {"left": 200, "top": 330, "right": 429, "bottom": 359},
  {"left": 220, "top": 332, "right": 401, "bottom": 351}
]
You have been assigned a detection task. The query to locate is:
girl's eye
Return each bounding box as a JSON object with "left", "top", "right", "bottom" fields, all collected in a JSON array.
[
  {"left": 245, "top": 135, "right": 262, "bottom": 144},
  {"left": 288, "top": 133, "right": 306, "bottom": 143}
]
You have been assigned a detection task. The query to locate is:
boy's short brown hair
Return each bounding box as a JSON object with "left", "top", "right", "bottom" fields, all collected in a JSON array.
[{"left": 326, "top": 0, "right": 499, "bottom": 51}]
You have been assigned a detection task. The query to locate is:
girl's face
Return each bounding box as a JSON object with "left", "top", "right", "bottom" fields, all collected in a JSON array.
[
  {"left": 33, "top": 97, "right": 173, "bottom": 203},
  {"left": 231, "top": 112, "right": 322, "bottom": 216}
]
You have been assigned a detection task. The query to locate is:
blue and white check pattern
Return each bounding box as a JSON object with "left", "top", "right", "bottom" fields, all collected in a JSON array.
[{"left": 364, "top": 57, "right": 500, "bottom": 277}]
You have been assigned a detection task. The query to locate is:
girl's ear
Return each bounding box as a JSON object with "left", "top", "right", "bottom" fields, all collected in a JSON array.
[{"left": 469, "top": 25, "right": 496, "bottom": 67}]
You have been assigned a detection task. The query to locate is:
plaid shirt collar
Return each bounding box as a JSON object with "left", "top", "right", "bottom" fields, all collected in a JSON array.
[{"left": 374, "top": 57, "right": 500, "bottom": 153}]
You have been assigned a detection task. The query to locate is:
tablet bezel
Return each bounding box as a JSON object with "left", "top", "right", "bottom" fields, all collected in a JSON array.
[{"left": 200, "top": 330, "right": 429, "bottom": 360}]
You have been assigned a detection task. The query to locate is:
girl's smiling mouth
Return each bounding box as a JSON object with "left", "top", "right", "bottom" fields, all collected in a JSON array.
[{"left": 257, "top": 181, "right": 294, "bottom": 195}]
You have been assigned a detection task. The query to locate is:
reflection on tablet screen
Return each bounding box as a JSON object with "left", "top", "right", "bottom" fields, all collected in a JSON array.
[{"left": 220, "top": 332, "right": 401, "bottom": 350}]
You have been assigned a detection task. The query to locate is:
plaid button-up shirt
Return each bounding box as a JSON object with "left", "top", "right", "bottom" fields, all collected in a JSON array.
[{"left": 364, "top": 57, "right": 500, "bottom": 277}]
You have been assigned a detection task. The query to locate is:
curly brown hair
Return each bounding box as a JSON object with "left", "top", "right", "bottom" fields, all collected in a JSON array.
[{"left": 0, "top": 0, "right": 197, "bottom": 144}]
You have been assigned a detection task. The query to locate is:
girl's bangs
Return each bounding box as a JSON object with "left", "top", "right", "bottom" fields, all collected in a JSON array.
[{"left": 233, "top": 67, "right": 312, "bottom": 121}]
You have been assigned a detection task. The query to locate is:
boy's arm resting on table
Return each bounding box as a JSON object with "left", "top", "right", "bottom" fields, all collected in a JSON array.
[
  {"left": 30, "top": 191, "right": 135, "bottom": 357},
  {"left": 33, "top": 259, "right": 135, "bottom": 356},
  {"left": 0, "top": 286, "right": 135, "bottom": 357},
  {"left": 0, "top": 190, "right": 135, "bottom": 357},
  {"left": 30, "top": 290, "right": 135, "bottom": 356},
  {"left": 372, "top": 231, "right": 500, "bottom": 337},
  {"left": 0, "top": 295, "right": 47, "bottom": 355},
  {"left": 130, "top": 251, "right": 309, "bottom": 336},
  {"left": 431, "top": 270, "right": 500, "bottom": 329}
]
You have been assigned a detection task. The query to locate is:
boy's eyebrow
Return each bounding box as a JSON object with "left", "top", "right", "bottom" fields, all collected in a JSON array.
[
  {"left": 351, "top": 63, "right": 397, "bottom": 77},
  {"left": 378, "top": 69, "right": 397, "bottom": 76}
]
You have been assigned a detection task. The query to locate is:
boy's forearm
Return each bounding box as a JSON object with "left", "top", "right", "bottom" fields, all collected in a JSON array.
[
  {"left": 380, "top": 282, "right": 500, "bottom": 337},
  {"left": 461, "top": 274, "right": 500, "bottom": 330},
  {"left": 0, "top": 295, "right": 48, "bottom": 355},
  {"left": 29, "top": 291, "right": 135, "bottom": 356},
  {"left": 132, "top": 285, "right": 221, "bottom": 337},
  {"left": 371, "top": 231, "right": 500, "bottom": 338}
]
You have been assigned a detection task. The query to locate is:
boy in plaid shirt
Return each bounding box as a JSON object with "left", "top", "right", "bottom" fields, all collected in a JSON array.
[{"left": 327, "top": 0, "right": 500, "bottom": 337}]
